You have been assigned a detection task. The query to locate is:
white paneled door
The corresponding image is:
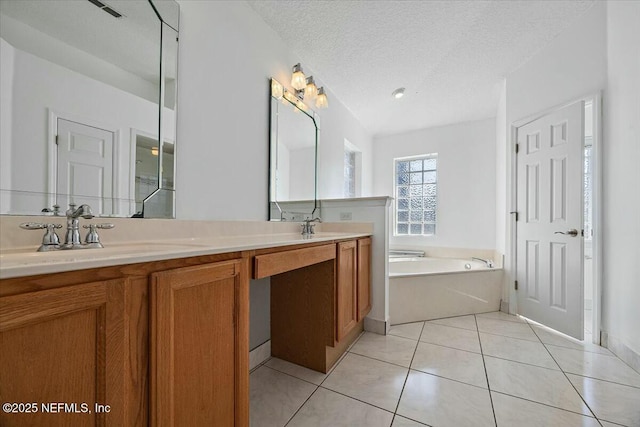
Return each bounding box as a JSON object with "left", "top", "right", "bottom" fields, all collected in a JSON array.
[
  {"left": 516, "top": 101, "right": 584, "bottom": 340},
  {"left": 56, "top": 118, "right": 115, "bottom": 216}
]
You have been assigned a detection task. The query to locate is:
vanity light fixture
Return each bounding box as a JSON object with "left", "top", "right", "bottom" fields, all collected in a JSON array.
[
  {"left": 291, "top": 63, "right": 306, "bottom": 91},
  {"left": 304, "top": 76, "right": 318, "bottom": 100},
  {"left": 315, "top": 87, "right": 328, "bottom": 109},
  {"left": 289, "top": 63, "right": 329, "bottom": 108},
  {"left": 271, "top": 79, "right": 284, "bottom": 100},
  {"left": 151, "top": 146, "right": 159, "bottom": 156},
  {"left": 392, "top": 87, "right": 406, "bottom": 99}
]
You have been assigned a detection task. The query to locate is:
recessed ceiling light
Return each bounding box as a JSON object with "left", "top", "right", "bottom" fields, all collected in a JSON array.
[{"left": 392, "top": 88, "right": 405, "bottom": 99}]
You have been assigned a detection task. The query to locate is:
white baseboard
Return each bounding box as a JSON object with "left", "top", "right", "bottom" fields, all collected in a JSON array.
[
  {"left": 500, "top": 300, "right": 509, "bottom": 313},
  {"left": 601, "top": 331, "right": 640, "bottom": 374},
  {"left": 249, "top": 340, "right": 271, "bottom": 371},
  {"left": 364, "top": 317, "right": 388, "bottom": 335}
]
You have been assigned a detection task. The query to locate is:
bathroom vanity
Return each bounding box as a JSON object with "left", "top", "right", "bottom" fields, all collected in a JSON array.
[{"left": 0, "top": 221, "right": 371, "bottom": 426}]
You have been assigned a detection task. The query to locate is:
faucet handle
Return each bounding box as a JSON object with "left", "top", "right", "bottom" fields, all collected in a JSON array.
[
  {"left": 20, "top": 223, "right": 62, "bottom": 251},
  {"left": 82, "top": 223, "right": 114, "bottom": 246},
  {"left": 83, "top": 223, "right": 115, "bottom": 230}
]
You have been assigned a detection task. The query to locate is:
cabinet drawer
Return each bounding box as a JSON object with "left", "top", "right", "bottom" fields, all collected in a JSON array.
[{"left": 253, "top": 244, "right": 336, "bottom": 279}]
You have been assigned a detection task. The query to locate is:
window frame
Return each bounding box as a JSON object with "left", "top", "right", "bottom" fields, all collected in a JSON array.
[{"left": 393, "top": 153, "right": 438, "bottom": 236}]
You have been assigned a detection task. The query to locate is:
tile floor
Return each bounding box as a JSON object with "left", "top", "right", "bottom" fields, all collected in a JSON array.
[{"left": 250, "top": 312, "right": 640, "bottom": 426}]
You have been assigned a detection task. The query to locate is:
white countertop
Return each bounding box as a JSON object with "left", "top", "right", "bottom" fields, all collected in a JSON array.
[{"left": 0, "top": 232, "right": 371, "bottom": 279}]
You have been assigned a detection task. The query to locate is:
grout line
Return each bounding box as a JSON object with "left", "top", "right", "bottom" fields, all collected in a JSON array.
[
  {"left": 417, "top": 338, "right": 482, "bottom": 355},
  {"left": 490, "top": 390, "right": 603, "bottom": 422},
  {"left": 477, "top": 329, "right": 542, "bottom": 344},
  {"left": 407, "top": 368, "right": 490, "bottom": 391},
  {"left": 317, "top": 385, "right": 395, "bottom": 415},
  {"left": 283, "top": 385, "right": 320, "bottom": 427},
  {"left": 262, "top": 364, "right": 324, "bottom": 387},
  {"left": 559, "top": 371, "right": 640, "bottom": 391},
  {"left": 347, "top": 350, "right": 413, "bottom": 370},
  {"left": 393, "top": 320, "right": 426, "bottom": 416},
  {"left": 528, "top": 322, "right": 602, "bottom": 422},
  {"left": 475, "top": 314, "right": 498, "bottom": 427}
]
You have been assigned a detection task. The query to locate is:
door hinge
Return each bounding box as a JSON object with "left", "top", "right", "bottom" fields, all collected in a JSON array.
[
  {"left": 55, "top": 134, "right": 59, "bottom": 145},
  {"left": 510, "top": 211, "right": 519, "bottom": 221},
  {"left": 515, "top": 280, "right": 518, "bottom": 290},
  {"left": 515, "top": 143, "right": 519, "bottom": 154}
]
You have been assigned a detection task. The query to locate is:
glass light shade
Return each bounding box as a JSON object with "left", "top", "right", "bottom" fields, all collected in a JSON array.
[
  {"left": 291, "top": 63, "right": 306, "bottom": 90},
  {"left": 151, "top": 146, "right": 159, "bottom": 156},
  {"left": 315, "top": 87, "right": 328, "bottom": 109},
  {"left": 304, "top": 77, "right": 318, "bottom": 100},
  {"left": 271, "top": 79, "right": 284, "bottom": 99}
]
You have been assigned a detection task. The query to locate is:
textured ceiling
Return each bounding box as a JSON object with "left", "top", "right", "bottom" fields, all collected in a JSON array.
[{"left": 247, "top": 0, "right": 595, "bottom": 136}]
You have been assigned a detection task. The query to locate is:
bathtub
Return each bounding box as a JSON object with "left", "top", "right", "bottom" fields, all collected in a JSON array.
[{"left": 389, "top": 257, "right": 502, "bottom": 324}]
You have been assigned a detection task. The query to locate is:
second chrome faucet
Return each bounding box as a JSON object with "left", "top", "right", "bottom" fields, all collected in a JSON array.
[{"left": 20, "top": 203, "right": 114, "bottom": 251}]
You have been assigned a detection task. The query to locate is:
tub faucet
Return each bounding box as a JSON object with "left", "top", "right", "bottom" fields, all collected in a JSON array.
[
  {"left": 64, "top": 203, "right": 95, "bottom": 247},
  {"left": 472, "top": 257, "right": 494, "bottom": 268}
]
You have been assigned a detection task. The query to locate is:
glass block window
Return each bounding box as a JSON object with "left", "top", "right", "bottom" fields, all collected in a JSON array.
[
  {"left": 344, "top": 150, "right": 356, "bottom": 198},
  {"left": 394, "top": 155, "right": 437, "bottom": 235}
]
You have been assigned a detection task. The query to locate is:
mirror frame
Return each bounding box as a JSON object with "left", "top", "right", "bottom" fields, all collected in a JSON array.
[
  {"left": 140, "top": 0, "right": 179, "bottom": 218},
  {"left": 268, "top": 78, "right": 319, "bottom": 221}
]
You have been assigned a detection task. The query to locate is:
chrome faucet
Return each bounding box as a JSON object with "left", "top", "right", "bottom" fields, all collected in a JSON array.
[
  {"left": 63, "top": 203, "right": 95, "bottom": 248},
  {"left": 301, "top": 217, "right": 322, "bottom": 235},
  {"left": 19, "top": 203, "right": 114, "bottom": 251},
  {"left": 472, "top": 257, "right": 494, "bottom": 268}
]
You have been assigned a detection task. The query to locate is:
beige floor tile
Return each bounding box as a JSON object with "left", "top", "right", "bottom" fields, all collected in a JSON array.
[
  {"left": 491, "top": 392, "right": 600, "bottom": 427},
  {"left": 411, "top": 342, "right": 487, "bottom": 388},
  {"left": 397, "top": 370, "right": 494, "bottom": 427},
  {"left": 547, "top": 345, "right": 640, "bottom": 388},
  {"left": 476, "top": 317, "right": 539, "bottom": 342},
  {"left": 391, "top": 415, "right": 427, "bottom": 426},
  {"left": 266, "top": 357, "right": 328, "bottom": 385},
  {"left": 479, "top": 332, "right": 559, "bottom": 370},
  {"left": 484, "top": 356, "right": 591, "bottom": 415},
  {"left": 419, "top": 322, "right": 481, "bottom": 353},
  {"left": 388, "top": 322, "right": 424, "bottom": 340},
  {"left": 288, "top": 387, "right": 394, "bottom": 427},
  {"left": 477, "top": 311, "right": 527, "bottom": 323},
  {"left": 249, "top": 366, "right": 316, "bottom": 427},
  {"left": 350, "top": 332, "right": 418, "bottom": 367},
  {"left": 530, "top": 324, "right": 613, "bottom": 355},
  {"left": 322, "top": 353, "right": 408, "bottom": 412},
  {"left": 568, "top": 373, "right": 640, "bottom": 427},
  {"left": 428, "top": 314, "right": 478, "bottom": 331}
]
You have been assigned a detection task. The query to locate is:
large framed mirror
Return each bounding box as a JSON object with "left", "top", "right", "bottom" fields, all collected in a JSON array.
[
  {"left": 0, "top": 0, "right": 179, "bottom": 218},
  {"left": 268, "top": 79, "right": 319, "bottom": 221}
]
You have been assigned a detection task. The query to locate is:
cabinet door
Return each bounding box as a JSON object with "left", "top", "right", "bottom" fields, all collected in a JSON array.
[
  {"left": 151, "top": 259, "right": 249, "bottom": 427},
  {"left": 357, "top": 237, "right": 372, "bottom": 321},
  {"left": 0, "top": 279, "right": 126, "bottom": 427},
  {"left": 336, "top": 240, "right": 358, "bottom": 342}
]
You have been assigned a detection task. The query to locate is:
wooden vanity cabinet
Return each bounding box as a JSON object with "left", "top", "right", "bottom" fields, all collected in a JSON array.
[
  {"left": 0, "top": 277, "right": 131, "bottom": 427},
  {"left": 336, "top": 240, "right": 358, "bottom": 342},
  {"left": 150, "top": 259, "right": 249, "bottom": 427},
  {"left": 357, "top": 237, "right": 372, "bottom": 321},
  {"left": 0, "top": 254, "right": 248, "bottom": 427}
]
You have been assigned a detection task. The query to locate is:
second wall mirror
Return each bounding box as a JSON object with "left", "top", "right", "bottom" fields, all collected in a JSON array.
[{"left": 269, "top": 78, "right": 319, "bottom": 221}]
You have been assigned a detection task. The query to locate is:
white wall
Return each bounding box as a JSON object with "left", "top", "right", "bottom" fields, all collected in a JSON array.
[
  {"left": 0, "top": 38, "right": 13, "bottom": 213},
  {"left": 175, "top": 0, "right": 373, "bottom": 221},
  {"left": 175, "top": 1, "right": 374, "bottom": 350},
  {"left": 373, "top": 118, "right": 497, "bottom": 250},
  {"left": 501, "top": 2, "right": 607, "bottom": 311},
  {"left": 602, "top": 1, "right": 640, "bottom": 363}
]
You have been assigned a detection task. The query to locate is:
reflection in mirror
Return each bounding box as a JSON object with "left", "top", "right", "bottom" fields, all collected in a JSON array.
[
  {"left": 269, "top": 79, "right": 319, "bottom": 221},
  {"left": 0, "top": 0, "right": 178, "bottom": 218}
]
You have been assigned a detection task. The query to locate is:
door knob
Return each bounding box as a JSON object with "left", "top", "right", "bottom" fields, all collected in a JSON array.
[{"left": 554, "top": 229, "right": 579, "bottom": 237}]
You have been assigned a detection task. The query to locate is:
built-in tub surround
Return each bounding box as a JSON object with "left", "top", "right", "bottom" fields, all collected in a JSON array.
[
  {"left": 389, "top": 251, "right": 503, "bottom": 324},
  {"left": 0, "top": 216, "right": 373, "bottom": 278}
]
